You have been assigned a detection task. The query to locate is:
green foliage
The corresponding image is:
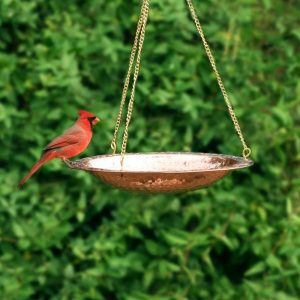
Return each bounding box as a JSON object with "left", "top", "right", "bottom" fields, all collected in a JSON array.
[{"left": 1, "top": 0, "right": 299, "bottom": 299}]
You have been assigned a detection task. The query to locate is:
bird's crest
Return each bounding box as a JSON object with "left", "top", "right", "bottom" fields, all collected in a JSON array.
[{"left": 79, "top": 110, "right": 96, "bottom": 118}]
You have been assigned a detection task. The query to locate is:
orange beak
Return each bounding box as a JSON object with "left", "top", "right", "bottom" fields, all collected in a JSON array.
[{"left": 92, "top": 117, "right": 100, "bottom": 125}]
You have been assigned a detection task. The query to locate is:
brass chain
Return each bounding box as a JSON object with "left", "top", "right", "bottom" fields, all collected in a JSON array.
[
  {"left": 186, "top": 0, "right": 251, "bottom": 159},
  {"left": 111, "top": 0, "right": 251, "bottom": 162},
  {"left": 110, "top": 0, "right": 149, "bottom": 155},
  {"left": 120, "top": 0, "right": 149, "bottom": 166}
]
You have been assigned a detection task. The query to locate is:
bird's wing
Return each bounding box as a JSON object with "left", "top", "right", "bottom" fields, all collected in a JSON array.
[
  {"left": 44, "top": 135, "right": 79, "bottom": 151},
  {"left": 43, "top": 127, "right": 85, "bottom": 151}
]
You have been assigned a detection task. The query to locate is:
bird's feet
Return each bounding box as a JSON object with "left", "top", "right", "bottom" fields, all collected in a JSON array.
[{"left": 62, "top": 158, "right": 76, "bottom": 169}]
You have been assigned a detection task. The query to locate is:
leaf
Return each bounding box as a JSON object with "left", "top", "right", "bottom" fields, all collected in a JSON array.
[
  {"left": 245, "top": 262, "right": 266, "bottom": 276},
  {"left": 12, "top": 222, "right": 25, "bottom": 238},
  {"left": 145, "top": 240, "right": 168, "bottom": 256},
  {"left": 161, "top": 230, "right": 189, "bottom": 246}
]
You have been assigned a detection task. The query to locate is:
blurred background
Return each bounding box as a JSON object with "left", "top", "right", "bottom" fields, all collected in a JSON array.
[{"left": 0, "top": 0, "right": 299, "bottom": 299}]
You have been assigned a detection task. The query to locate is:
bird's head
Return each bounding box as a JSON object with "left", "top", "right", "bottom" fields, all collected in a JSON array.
[{"left": 79, "top": 110, "right": 100, "bottom": 126}]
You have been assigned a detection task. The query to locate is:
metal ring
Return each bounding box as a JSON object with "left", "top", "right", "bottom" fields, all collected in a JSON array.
[
  {"left": 243, "top": 147, "right": 251, "bottom": 159},
  {"left": 111, "top": 142, "right": 116, "bottom": 154}
]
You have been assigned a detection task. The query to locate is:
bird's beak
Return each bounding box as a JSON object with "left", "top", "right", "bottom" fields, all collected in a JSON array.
[{"left": 92, "top": 117, "right": 100, "bottom": 125}]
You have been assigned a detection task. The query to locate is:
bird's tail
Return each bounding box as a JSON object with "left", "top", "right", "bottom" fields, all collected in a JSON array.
[{"left": 17, "top": 151, "right": 56, "bottom": 188}]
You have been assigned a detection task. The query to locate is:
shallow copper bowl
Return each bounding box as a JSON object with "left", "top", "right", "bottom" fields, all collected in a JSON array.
[{"left": 65, "top": 152, "right": 253, "bottom": 193}]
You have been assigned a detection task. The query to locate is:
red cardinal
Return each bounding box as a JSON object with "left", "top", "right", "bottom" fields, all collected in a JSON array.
[{"left": 18, "top": 110, "right": 100, "bottom": 188}]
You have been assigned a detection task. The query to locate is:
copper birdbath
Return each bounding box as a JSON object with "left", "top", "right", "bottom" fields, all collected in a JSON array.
[
  {"left": 64, "top": 1, "right": 254, "bottom": 192},
  {"left": 65, "top": 153, "right": 253, "bottom": 193}
]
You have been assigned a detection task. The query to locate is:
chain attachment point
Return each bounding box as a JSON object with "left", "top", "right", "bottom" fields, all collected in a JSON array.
[
  {"left": 111, "top": 141, "right": 116, "bottom": 155},
  {"left": 243, "top": 147, "right": 251, "bottom": 159}
]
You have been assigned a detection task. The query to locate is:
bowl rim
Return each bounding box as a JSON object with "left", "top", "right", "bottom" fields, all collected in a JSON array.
[{"left": 68, "top": 152, "right": 254, "bottom": 174}]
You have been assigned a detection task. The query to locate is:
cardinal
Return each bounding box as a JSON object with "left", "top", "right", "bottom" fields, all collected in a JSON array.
[{"left": 17, "top": 110, "right": 100, "bottom": 188}]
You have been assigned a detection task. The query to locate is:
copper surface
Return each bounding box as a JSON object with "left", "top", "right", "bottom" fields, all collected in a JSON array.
[{"left": 65, "top": 152, "right": 253, "bottom": 193}]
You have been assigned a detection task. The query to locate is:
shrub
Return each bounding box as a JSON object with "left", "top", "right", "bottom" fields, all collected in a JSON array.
[{"left": 0, "top": 0, "right": 299, "bottom": 299}]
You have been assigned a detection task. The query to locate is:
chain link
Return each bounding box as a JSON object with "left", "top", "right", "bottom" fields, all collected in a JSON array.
[{"left": 186, "top": 0, "right": 251, "bottom": 158}]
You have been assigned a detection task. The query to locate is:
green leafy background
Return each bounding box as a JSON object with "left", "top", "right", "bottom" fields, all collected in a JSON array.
[{"left": 1, "top": 0, "right": 299, "bottom": 299}]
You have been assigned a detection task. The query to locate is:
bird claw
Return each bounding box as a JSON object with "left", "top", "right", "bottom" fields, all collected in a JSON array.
[{"left": 62, "top": 158, "right": 76, "bottom": 169}]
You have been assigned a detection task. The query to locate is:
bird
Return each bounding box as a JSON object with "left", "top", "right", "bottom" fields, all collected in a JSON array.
[{"left": 17, "top": 110, "right": 100, "bottom": 188}]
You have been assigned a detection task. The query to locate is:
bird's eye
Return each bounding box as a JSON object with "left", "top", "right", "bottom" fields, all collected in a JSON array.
[{"left": 88, "top": 117, "right": 96, "bottom": 121}]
